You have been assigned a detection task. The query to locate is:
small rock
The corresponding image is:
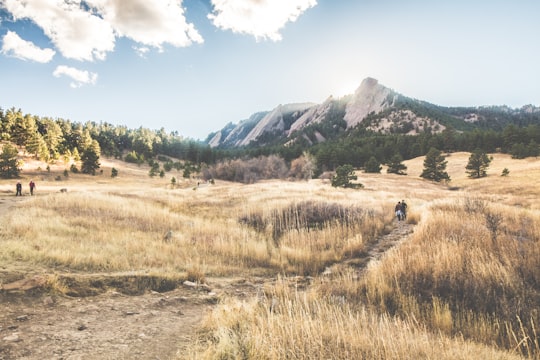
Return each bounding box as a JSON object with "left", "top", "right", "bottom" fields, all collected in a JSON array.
[
  {"left": 77, "top": 324, "right": 87, "bottom": 331},
  {"left": 3, "top": 333, "right": 21, "bottom": 342},
  {"left": 16, "top": 315, "right": 29, "bottom": 322},
  {"left": 183, "top": 280, "right": 197, "bottom": 288}
]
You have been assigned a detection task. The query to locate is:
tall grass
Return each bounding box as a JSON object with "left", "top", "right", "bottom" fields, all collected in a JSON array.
[
  {"left": 2, "top": 154, "right": 540, "bottom": 358},
  {"left": 320, "top": 197, "right": 540, "bottom": 357},
  {"left": 186, "top": 278, "right": 523, "bottom": 360},
  {"left": 0, "top": 182, "right": 387, "bottom": 278}
]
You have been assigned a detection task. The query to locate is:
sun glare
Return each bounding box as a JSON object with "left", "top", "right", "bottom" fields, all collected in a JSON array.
[{"left": 332, "top": 80, "right": 359, "bottom": 98}]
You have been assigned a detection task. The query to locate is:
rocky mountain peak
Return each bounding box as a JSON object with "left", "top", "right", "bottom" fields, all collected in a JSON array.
[{"left": 344, "top": 77, "right": 396, "bottom": 128}]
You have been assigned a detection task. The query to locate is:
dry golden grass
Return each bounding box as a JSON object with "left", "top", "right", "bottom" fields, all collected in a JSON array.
[
  {"left": 188, "top": 279, "right": 524, "bottom": 360},
  {"left": 1, "top": 152, "right": 539, "bottom": 359}
]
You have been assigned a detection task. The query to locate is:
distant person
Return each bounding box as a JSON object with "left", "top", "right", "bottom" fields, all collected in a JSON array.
[
  {"left": 395, "top": 201, "right": 403, "bottom": 221},
  {"left": 29, "top": 180, "right": 36, "bottom": 195},
  {"left": 16, "top": 181, "right": 22, "bottom": 196},
  {"left": 401, "top": 200, "right": 408, "bottom": 220}
]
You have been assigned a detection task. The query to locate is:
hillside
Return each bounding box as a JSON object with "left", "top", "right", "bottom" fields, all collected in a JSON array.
[
  {"left": 0, "top": 152, "right": 539, "bottom": 358},
  {"left": 207, "top": 77, "right": 540, "bottom": 148}
]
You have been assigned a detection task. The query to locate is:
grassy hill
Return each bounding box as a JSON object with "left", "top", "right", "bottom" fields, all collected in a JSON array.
[{"left": 0, "top": 152, "right": 539, "bottom": 359}]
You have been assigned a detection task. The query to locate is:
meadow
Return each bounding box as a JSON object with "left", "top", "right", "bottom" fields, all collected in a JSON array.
[{"left": 0, "top": 152, "right": 538, "bottom": 359}]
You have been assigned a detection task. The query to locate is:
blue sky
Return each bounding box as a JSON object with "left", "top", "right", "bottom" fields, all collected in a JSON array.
[{"left": 1, "top": 0, "right": 539, "bottom": 140}]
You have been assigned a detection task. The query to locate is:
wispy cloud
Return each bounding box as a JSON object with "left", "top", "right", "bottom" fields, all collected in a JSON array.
[
  {"left": 53, "top": 65, "right": 98, "bottom": 88},
  {"left": 208, "top": 0, "right": 317, "bottom": 41},
  {"left": 1, "top": 31, "right": 55, "bottom": 63}
]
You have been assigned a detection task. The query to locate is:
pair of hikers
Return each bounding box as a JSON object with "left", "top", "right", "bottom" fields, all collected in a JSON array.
[
  {"left": 15, "top": 180, "right": 36, "bottom": 196},
  {"left": 395, "top": 200, "right": 407, "bottom": 221}
]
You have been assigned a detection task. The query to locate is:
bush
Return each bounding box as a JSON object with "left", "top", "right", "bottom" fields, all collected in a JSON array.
[
  {"left": 124, "top": 151, "right": 143, "bottom": 164},
  {"left": 206, "top": 155, "right": 288, "bottom": 184},
  {"left": 240, "top": 201, "right": 369, "bottom": 240}
]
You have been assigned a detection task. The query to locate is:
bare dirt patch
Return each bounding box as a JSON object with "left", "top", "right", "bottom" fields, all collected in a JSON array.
[{"left": 1, "top": 282, "right": 213, "bottom": 359}]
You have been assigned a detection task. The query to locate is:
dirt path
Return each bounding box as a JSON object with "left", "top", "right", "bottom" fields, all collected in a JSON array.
[
  {"left": 1, "top": 193, "right": 414, "bottom": 360},
  {"left": 1, "top": 286, "right": 212, "bottom": 360}
]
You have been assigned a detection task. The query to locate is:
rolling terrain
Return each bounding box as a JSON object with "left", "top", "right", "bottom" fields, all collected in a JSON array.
[{"left": 0, "top": 152, "right": 539, "bottom": 359}]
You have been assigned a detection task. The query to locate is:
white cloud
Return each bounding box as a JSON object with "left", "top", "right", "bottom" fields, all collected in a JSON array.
[
  {"left": 1, "top": 0, "right": 115, "bottom": 61},
  {"left": 208, "top": 0, "right": 317, "bottom": 41},
  {"left": 0, "top": 0, "right": 203, "bottom": 61},
  {"left": 90, "top": 0, "right": 204, "bottom": 50},
  {"left": 1, "top": 30, "right": 55, "bottom": 63},
  {"left": 53, "top": 65, "right": 98, "bottom": 88}
]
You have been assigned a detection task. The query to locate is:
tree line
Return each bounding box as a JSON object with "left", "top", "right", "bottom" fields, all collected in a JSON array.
[
  {"left": 0, "top": 106, "right": 538, "bottom": 181},
  {"left": 0, "top": 107, "right": 215, "bottom": 178}
]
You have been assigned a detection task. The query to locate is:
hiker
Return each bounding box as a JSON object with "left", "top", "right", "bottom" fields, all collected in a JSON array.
[
  {"left": 16, "top": 181, "right": 22, "bottom": 196},
  {"left": 29, "top": 180, "right": 36, "bottom": 195},
  {"left": 401, "top": 200, "right": 408, "bottom": 220},
  {"left": 395, "top": 201, "right": 403, "bottom": 221}
]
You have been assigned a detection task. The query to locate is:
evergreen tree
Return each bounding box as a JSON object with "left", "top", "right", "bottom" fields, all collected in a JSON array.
[
  {"left": 501, "top": 168, "right": 510, "bottom": 177},
  {"left": 149, "top": 162, "right": 160, "bottom": 177},
  {"left": 386, "top": 154, "right": 407, "bottom": 175},
  {"left": 72, "top": 147, "right": 81, "bottom": 162},
  {"left": 465, "top": 149, "right": 492, "bottom": 178},
  {"left": 331, "top": 164, "right": 362, "bottom": 188},
  {"left": 26, "top": 131, "right": 48, "bottom": 161},
  {"left": 364, "top": 156, "right": 382, "bottom": 173},
  {"left": 81, "top": 140, "right": 101, "bottom": 175},
  {"left": 420, "top": 148, "right": 450, "bottom": 182},
  {"left": 0, "top": 143, "right": 22, "bottom": 178}
]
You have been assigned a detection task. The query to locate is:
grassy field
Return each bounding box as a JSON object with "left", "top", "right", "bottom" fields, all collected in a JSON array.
[{"left": 1, "top": 152, "right": 539, "bottom": 359}]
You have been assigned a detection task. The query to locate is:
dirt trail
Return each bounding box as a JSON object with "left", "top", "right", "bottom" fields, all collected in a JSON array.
[{"left": 1, "top": 194, "right": 414, "bottom": 360}]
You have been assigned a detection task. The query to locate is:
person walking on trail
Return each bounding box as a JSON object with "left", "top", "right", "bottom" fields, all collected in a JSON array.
[
  {"left": 401, "top": 200, "right": 408, "bottom": 220},
  {"left": 395, "top": 201, "right": 403, "bottom": 221},
  {"left": 29, "top": 180, "right": 36, "bottom": 196},
  {"left": 16, "top": 181, "right": 22, "bottom": 196}
]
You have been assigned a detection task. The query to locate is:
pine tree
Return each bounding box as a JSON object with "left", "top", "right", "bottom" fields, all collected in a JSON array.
[
  {"left": 466, "top": 150, "right": 492, "bottom": 178},
  {"left": 0, "top": 143, "right": 22, "bottom": 178},
  {"left": 331, "top": 164, "right": 362, "bottom": 188},
  {"left": 387, "top": 154, "right": 407, "bottom": 175},
  {"left": 364, "top": 156, "right": 382, "bottom": 173},
  {"left": 420, "top": 148, "right": 450, "bottom": 182},
  {"left": 81, "top": 140, "right": 101, "bottom": 175}
]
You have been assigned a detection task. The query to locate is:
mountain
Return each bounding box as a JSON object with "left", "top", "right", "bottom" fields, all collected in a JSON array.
[{"left": 206, "top": 77, "right": 540, "bottom": 148}]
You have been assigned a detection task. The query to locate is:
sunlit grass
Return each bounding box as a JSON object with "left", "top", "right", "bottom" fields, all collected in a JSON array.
[{"left": 1, "top": 153, "right": 540, "bottom": 358}]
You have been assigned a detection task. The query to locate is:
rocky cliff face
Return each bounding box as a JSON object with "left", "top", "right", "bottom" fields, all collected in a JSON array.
[
  {"left": 208, "top": 78, "right": 397, "bottom": 148},
  {"left": 343, "top": 77, "right": 397, "bottom": 128},
  {"left": 237, "top": 103, "right": 314, "bottom": 146}
]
